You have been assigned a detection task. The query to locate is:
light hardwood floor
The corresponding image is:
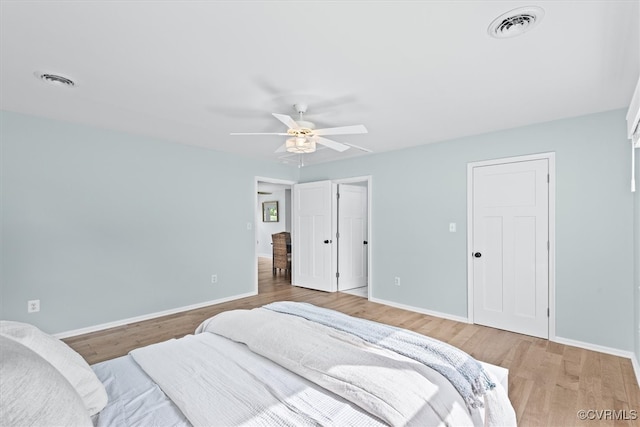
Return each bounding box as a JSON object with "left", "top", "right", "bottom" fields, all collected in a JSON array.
[{"left": 64, "top": 258, "right": 640, "bottom": 426}]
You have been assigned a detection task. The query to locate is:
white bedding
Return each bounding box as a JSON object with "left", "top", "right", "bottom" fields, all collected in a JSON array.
[
  {"left": 93, "top": 335, "right": 387, "bottom": 426},
  {"left": 93, "top": 304, "right": 516, "bottom": 427},
  {"left": 92, "top": 351, "right": 511, "bottom": 427},
  {"left": 195, "top": 308, "right": 484, "bottom": 426},
  {"left": 91, "top": 355, "right": 189, "bottom": 427},
  {"left": 130, "top": 333, "right": 385, "bottom": 426}
]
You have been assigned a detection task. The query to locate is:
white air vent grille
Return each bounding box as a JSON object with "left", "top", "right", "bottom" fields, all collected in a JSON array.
[
  {"left": 488, "top": 7, "right": 545, "bottom": 38},
  {"left": 35, "top": 72, "right": 75, "bottom": 87}
]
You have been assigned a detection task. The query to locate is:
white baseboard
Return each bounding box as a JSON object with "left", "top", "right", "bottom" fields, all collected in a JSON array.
[
  {"left": 554, "top": 336, "right": 640, "bottom": 387},
  {"left": 368, "top": 297, "right": 469, "bottom": 324},
  {"left": 54, "top": 291, "right": 257, "bottom": 339}
]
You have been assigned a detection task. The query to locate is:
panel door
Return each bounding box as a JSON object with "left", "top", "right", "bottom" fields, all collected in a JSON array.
[
  {"left": 292, "top": 180, "right": 335, "bottom": 292},
  {"left": 472, "top": 159, "right": 549, "bottom": 338},
  {"left": 337, "top": 184, "right": 368, "bottom": 291}
]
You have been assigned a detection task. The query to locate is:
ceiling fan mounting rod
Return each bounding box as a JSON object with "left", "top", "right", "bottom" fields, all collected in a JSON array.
[{"left": 293, "top": 103, "right": 308, "bottom": 118}]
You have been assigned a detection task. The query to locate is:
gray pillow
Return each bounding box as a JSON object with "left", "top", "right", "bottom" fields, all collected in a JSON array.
[
  {"left": 0, "top": 321, "right": 108, "bottom": 416},
  {"left": 0, "top": 335, "right": 93, "bottom": 426}
]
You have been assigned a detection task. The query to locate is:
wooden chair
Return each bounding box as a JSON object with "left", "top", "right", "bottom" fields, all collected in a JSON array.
[{"left": 271, "top": 232, "right": 291, "bottom": 277}]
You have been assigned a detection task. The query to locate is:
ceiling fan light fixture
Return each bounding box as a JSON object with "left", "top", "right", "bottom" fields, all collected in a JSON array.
[
  {"left": 286, "top": 137, "right": 316, "bottom": 153},
  {"left": 232, "top": 103, "right": 369, "bottom": 159}
]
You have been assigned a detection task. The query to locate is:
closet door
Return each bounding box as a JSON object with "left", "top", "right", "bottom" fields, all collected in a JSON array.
[{"left": 337, "top": 184, "right": 368, "bottom": 291}]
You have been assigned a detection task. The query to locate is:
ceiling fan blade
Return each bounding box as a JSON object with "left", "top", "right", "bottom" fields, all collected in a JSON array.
[
  {"left": 313, "top": 124, "right": 367, "bottom": 136},
  {"left": 230, "top": 132, "right": 289, "bottom": 136},
  {"left": 316, "top": 136, "right": 350, "bottom": 152},
  {"left": 343, "top": 142, "right": 373, "bottom": 153},
  {"left": 274, "top": 143, "right": 287, "bottom": 153},
  {"left": 272, "top": 113, "right": 299, "bottom": 129}
]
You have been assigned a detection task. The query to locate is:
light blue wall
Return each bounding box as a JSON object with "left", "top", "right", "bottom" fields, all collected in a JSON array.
[
  {"left": 301, "top": 109, "right": 636, "bottom": 352},
  {"left": 2, "top": 109, "right": 636, "bottom": 353},
  {"left": 0, "top": 111, "right": 297, "bottom": 334}
]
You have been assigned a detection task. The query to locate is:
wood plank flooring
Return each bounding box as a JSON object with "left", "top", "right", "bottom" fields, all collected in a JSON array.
[{"left": 63, "top": 258, "right": 640, "bottom": 426}]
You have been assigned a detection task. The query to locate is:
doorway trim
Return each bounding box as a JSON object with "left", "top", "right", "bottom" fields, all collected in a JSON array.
[
  {"left": 466, "top": 153, "right": 556, "bottom": 340},
  {"left": 332, "top": 176, "right": 372, "bottom": 299},
  {"left": 254, "top": 176, "right": 296, "bottom": 294}
]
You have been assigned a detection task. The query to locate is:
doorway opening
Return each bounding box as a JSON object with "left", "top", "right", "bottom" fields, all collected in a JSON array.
[{"left": 255, "top": 177, "right": 294, "bottom": 294}]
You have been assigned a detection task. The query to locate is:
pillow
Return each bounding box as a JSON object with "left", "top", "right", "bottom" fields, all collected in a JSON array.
[
  {"left": 0, "top": 321, "right": 108, "bottom": 416},
  {"left": 0, "top": 335, "right": 93, "bottom": 426}
]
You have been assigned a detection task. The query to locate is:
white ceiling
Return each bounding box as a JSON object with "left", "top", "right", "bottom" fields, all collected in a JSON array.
[{"left": 1, "top": 1, "right": 638, "bottom": 166}]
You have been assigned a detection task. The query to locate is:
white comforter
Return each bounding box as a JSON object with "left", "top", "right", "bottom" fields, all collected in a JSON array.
[
  {"left": 131, "top": 307, "right": 516, "bottom": 426},
  {"left": 130, "top": 333, "right": 385, "bottom": 426}
]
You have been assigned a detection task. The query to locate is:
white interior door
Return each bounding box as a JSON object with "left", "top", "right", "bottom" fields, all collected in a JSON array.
[
  {"left": 337, "top": 184, "right": 368, "bottom": 291},
  {"left": 471, "top": 158, "right": 549, "bottom": 338},
  {"left": 292, "top": 180, "right": 335, "bottom": 292}
]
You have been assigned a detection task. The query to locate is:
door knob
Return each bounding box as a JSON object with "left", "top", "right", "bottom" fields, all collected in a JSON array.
[
  {"left": 324, "top": 240, "right": 332, "bottom": 244},
  {"left": 474, "top": 252, "right": 482, "bottom": 258},
  {"left": 363, "top": 240, "right": 368, "bottom": 245}
]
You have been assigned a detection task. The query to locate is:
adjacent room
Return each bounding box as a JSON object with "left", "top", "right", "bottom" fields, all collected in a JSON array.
[{"left": 1, "top": 1, "right": 639, "bottom": 426}]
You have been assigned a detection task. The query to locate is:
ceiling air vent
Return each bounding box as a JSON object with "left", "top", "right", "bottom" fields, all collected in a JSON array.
[
  {"left": 35, "top": 72, "right": 75, "bottom": 87},
  {"left": 488, "top": 6, "right": 544, "bottom": 39}
]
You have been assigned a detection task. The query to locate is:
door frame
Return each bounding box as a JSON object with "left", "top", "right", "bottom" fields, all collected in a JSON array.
[
  {"left": 254, "top": 176, "right": 296, "bottom": 293},
  {"left": 333, "top": 176, "right": 372, "bottom": 299},
  {"left": 466, "top": 153, "right": 556, "bottom": 340}
]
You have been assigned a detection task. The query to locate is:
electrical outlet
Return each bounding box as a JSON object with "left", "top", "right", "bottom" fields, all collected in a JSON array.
[
  {"left": 211, "top": 274, "right": 218, "bottom": 284},
  {"left": 394, "top": 277, "right": 401, "bottom": 286},
  {"left": 27, "top": 299, "right": 40, "bottom": 313}
]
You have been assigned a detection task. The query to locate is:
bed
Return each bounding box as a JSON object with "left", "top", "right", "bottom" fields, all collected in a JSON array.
[{"left": 0, "top": 301, "right": 517, "bottom": 426}]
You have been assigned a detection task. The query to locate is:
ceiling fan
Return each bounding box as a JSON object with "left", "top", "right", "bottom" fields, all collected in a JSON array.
[{"left": 231, "top": 103, "right": 371, "bottom": 154}]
